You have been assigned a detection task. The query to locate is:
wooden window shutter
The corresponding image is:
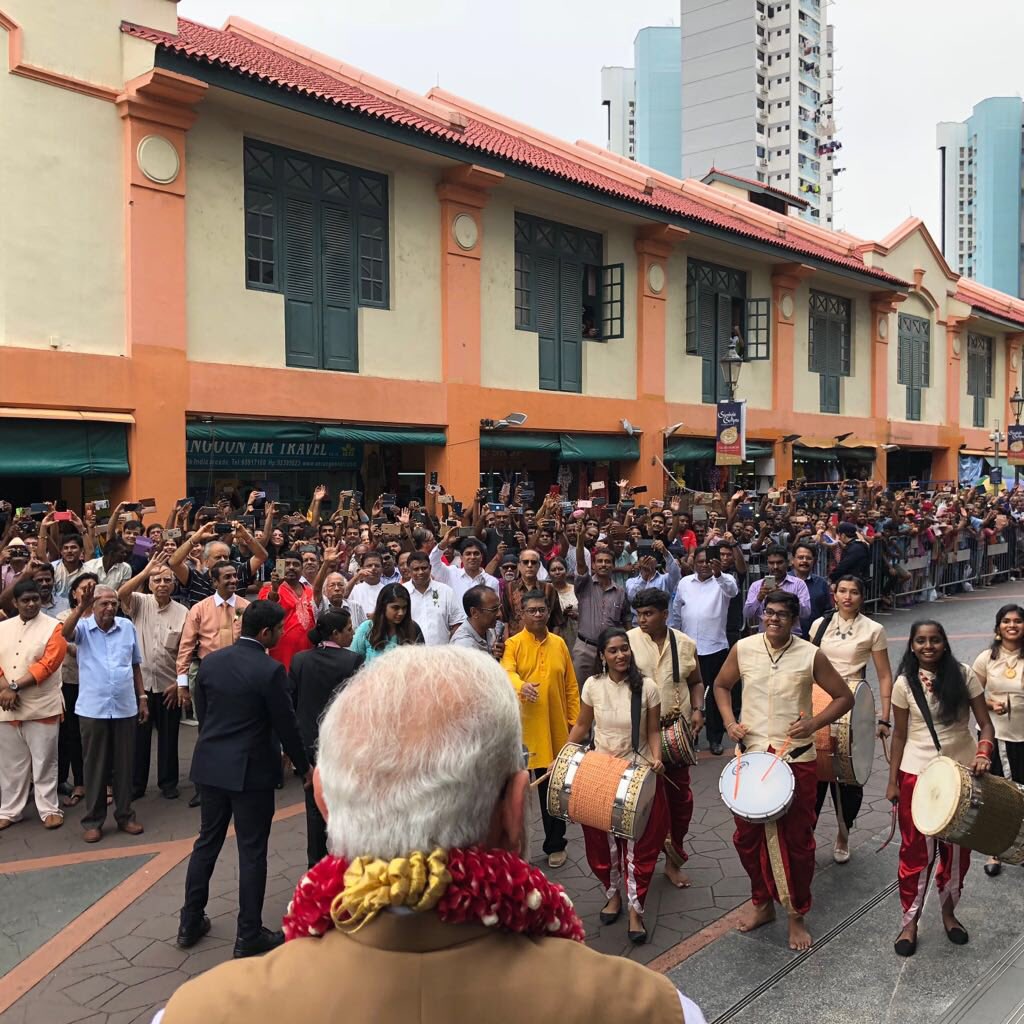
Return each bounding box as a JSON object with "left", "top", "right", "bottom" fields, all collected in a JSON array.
[
  {"left": 698, "top": 286, "right": 717, "bottom": 402},
  {"left": 809, "top": 314, "right": 828, "bottom": 374},
  {"left": 559, "top": 260, "right": 583, "bottom": 393},
  {"left": 283, "top": 195, "right": 319, "bottom": 369},
  {"left": 535, "top": 254, "right": 559, "bottom": 391},
  {"left": 920, "top": 332, "right": 930, "bottom": 387},
  {"left": 716, "top": 291, "right": 733, "bottom": 401},
  {"left": 320, "top": 204, "right": 358, "bottom": 372}
]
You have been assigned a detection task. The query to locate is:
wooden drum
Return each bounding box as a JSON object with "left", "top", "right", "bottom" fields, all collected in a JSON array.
[
  {"left": 812, "top": 679, "right": 875, "bottom": 786},
  {"left": 912, "top": 756, "right": 1024, "bottom": 862},
  {"left": 547, "top": 743, "right": 656, "bottom": 841},
  {"left": 660, "top": 715, "right": 697, "bottom": 767}
]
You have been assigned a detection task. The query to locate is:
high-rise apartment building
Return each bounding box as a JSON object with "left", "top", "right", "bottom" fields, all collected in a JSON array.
[
  {"left": 937, "top": 98, "right": 1024, "bottom": 298},
  {"left": 634, "top": 27, "right": 682, "bottom": 177},
  {"left": 600, "top": 65, "right": 636, "bottom": 161},
  {"left": 680, "top": 0, "right": 836, "bottom": 225}
]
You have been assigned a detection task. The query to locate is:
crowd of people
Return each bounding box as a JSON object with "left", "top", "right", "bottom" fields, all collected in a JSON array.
[{"left": 0, "top": 476, "right": 1020, "bottom": 995}]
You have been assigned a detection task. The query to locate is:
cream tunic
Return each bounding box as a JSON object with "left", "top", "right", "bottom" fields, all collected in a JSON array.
[
  {"left": 891, "top": 664, "right": 984, "bottom": 774},
  {"left": 735, "top": 633, "right": 817, "bottom": 762},
  {"left": 581, "top": 673, "right": 660, "bottom": 761},
  {"left": 972, "top": 649, "right": 1024, "bottom": 744},
  {"left": 809, "top": 613, "right": 887, "bottom": 681},
  {"left": 627, "top": 627, "right": 698, "bottom": 718}
]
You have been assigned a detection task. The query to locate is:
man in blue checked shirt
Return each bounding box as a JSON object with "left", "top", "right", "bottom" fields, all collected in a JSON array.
[
  {"left": 61, "top": 583, "right": 147, "bottom": 844},
  {"left": 624, "top": 542, "right": 681, "bottom": 624}
]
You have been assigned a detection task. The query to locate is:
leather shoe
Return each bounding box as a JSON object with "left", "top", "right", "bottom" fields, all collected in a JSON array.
[
  {"left": 161, "top": 788, "right": 180, "bottom": 800},
  {"left": 177, "top": 914, "right": 211, "bottom": 949},
  {"left": 233, "top": 927, "right": 285, "bottom": 959},
  {"left": 710, "top": 742, "right": 724, "bottom": 756},
  {"left": 83, "top": 827, "right": 103, "bottom": 843},
  {"left": 0, "top": 818, "right": 14, "bottom": 831},
  {"left": 188, "top": 791, "right": 201, "bottom": 808},
  {"left": 43, "top": 814, "right": 63, "bottom": 829},
  {"left": 118, "top": 820, "right": 144, "bottom": 835}
]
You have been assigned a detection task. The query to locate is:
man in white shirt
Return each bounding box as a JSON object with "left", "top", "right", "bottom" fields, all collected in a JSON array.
[
  {"left": 430, "top": 532, "right": 499, "bottom": 604},
  {"left": 345, "top": 551, "right": 385, "bottom": 620},
  {"left": 404, "top": 552, "right": 464, "bottom": 646},
  {"left": 670, "top": 545, "right": 738, "bottom": 755}
]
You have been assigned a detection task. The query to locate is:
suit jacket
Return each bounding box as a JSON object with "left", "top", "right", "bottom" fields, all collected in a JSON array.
[
  {"left": 288, "top": 645, "right": 364, "bottom": 757},
  {"left": 192, "top": 637, "right": 309, "bottom": 792},
  {"left": 159, "top": 911, "right": 686, "bottom": 1024}
]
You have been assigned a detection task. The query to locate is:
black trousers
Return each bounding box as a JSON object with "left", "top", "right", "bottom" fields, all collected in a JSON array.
[
  {"left": 79, "top": 716, "right": 137, "bottom": 831},
  {"left": 533, "top": 768, "right": 567, "bottom": 855},
  {"left": 133, "top": 689, "right": 181, "bottom": 794},
  {"left": 305, "top": 783, "right": 328, "bottom": 868},
  {"left": 700, "top": 649, "right": 736, "bottom": 745},
  {"left": 182, "top": 784, "right": 275, "bottom": 941},
  {"left": 815, "top": 781, "right": 864, "bottom": 831},
  {"left": 58, "top": 683, "right": 84, "bottom": 789},
  {"left": 991, "top": 738, "right": 1024, "bottom": 784}
]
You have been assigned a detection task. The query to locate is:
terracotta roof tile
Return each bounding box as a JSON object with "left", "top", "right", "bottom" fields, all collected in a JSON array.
[
  {"left": 122, "top": 17, "right": 907, "bottom": 287},
  {"left": 954, "top": 290, "right": 1024, "bottom": 330}
]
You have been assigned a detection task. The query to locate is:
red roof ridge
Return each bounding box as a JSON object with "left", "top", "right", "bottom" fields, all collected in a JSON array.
[
  {"left": 702, "top": 167, "right": 809, "bottom": 208},
  {"left": 219, "top": 16, "right": 467, "bottom": 131}
]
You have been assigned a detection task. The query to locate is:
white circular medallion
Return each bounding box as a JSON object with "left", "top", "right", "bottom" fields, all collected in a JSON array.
[
  {"left": 781, "top": 293, "right": 794, "bottom": 319},
  {"left": 136, "top": 134, "right": 180, "bottom": 185},
  {"left": 647, "top": 262, "right": 665, "bottom": 295},
  {"left": 452, "top": 212, "right": 479, "bottom": 251},
  {"left": 1013, "top": 350, "right": 1020, "bottom": 371},
  {"left": 952, "top": 336, "right": 961, "bottom": 357},
  {"left": 877, "top": 316, "right": 888, "bottom": 340}
]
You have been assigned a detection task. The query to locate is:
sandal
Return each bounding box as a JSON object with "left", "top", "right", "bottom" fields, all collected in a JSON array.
[{"left": 62, "top": 790, "right": 84, "bottom": 808}]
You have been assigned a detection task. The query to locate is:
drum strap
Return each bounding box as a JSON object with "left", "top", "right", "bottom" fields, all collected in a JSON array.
[
  {"left": 631, "top": 686, "right": 642, "bottom": 757},
  {"left": 906, "top": 673, "right": 942, "bottom": 754},
  {"left": 669, "top": 630, "right": 682, "bottom": 711},
  {"left": 811, "top": 612, "right": 834, "bottom": 648}
]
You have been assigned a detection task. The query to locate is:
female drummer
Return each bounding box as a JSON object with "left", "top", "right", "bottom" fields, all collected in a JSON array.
[
  {"left": 809, "top": 575, "right": 894, "bottom": 863},
  {"left": 972, "top": 603, "right": 1024, "bottom": 877},
  {"left": 887, "top": 620, "right": 995, "bottom": 957},
  {"left": 562, "top": 627, "right": 668, "bottom": 945}
]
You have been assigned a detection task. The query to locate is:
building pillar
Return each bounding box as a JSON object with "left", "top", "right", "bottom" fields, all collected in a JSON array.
[
  {"left": 1004, "top": 333, "right": 1024, "bottom": 430},
  {"left": 434, "top": 166, "right": 503, "bottom": 505},
  {"left": 115, "top": 69, "right": 206, "bottom": 515},
  {"left": 933, "top": 317, "right": 967, "bottom": 483},
  {"left": 871, "top": 293, "right": 904, "bottom": 485},
  {"left": 628, "top": 226, "right": 687, "bottom": 496},
  {"left": 770, "top": 263, "right": 816, "bottom": 418}
]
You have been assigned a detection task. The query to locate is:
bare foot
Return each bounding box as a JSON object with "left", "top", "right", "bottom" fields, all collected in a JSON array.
[
  {"left": 665, "top": 861, "right": 691, "bottom": 888},
  {"left": 788, "top": 914, "right": 812, "bottom": 951},
  {"left": 737, "top": 902, "right": 776, "bottom": 933}
]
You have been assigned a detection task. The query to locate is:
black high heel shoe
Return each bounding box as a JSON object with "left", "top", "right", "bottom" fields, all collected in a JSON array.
[
  {"left": 984, "top": 858, "right": 1002, "bottom": 877},
  {"left": 628, "top": 923, "right": 648, "bottom": 945}
]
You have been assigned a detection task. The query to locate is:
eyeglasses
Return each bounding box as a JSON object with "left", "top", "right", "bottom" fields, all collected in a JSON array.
[
  {"left": 524, "top": 606, "right": 548, "bottom": 616},
  {"left": 762, "top": 610, "right": 792, "bottom": 621},
  {"left": 519, "top": 559, "right": 539, "bottom": 566}
]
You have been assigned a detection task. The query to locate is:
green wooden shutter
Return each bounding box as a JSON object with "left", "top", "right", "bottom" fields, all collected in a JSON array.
[
  {"left": 716, "top": 291, "right": 733, "bottom": 401},
  {"left": 559, "top": 260, "right": 583, "bottom": 393},
  {"left": 320, "top": 204, "right": 358, "bottom": 372},
  {"left": 685, "top": 270, "right": 698, "bottom": 354},
  {"left": 283, "top": 195, "right": 318, "bottom": 369},
  {"left": 536, "top": 254, "right": 559, "bottom": 391},
  {"left": 920, "top": 331, "right": 930, "bottom": 387},
  {"left": 820, "top": 318, "right": 841, "bottom": 413},
  {"left": 809, "top": 314, "right": 827, "bottom": 373},
  {"left": 908, "top": 339, "right": 923, "bottom": 420},
  {"left": 698, "top": 286, "right": 716, "bottom": 402}
]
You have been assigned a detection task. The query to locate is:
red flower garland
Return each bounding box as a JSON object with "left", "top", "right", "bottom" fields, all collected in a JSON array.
[{"left": 283, "top": 846, "right": 585, "bottom": 943}]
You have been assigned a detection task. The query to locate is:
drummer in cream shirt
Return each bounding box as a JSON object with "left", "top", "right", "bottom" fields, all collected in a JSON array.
[
  {"left": 628, "top": 587, "right": 705, "bottom": 889},
  {"left": 809, "top": 575, "right": 894, "bottom": 862},
  {"left": 712, "top": 590, "right": 853, "bottom": 952},
  {"left": 562, "top": 627, "right": 668, "bottom": 946},
  {"left": 886, "top": 620, "right": 994, "bottom": 958},
  {"left": 971, "top": 602, "right": 1024, "bottom": 875}
]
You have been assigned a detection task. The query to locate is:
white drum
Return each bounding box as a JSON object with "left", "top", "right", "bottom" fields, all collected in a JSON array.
[{"left": 719, "top": 750, "right": 795, "bottom": 824}]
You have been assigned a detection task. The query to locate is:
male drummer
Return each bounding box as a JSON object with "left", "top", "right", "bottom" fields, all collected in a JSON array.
[
  {"left": 713, "top": 591, "right": 853, "bottom": 951},
  {"left": 628, "top": 588, "right": 704, "bottom": 889}
]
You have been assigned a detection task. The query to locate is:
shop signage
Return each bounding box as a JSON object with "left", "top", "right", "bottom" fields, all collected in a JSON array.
[
  {"left": 186, "top": 438, "right": 362, "bottom": 470},
  {"left": 1008, "top": 424, "right": 1024, "bottom": 466},
  {"left": 715, "top": 401, "right": 746, "bottom": 466}
]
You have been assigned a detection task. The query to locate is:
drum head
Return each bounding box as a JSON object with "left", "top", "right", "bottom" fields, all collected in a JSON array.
[
  {"left": 911, "top": 756, "right": 962, "bottom": 837},
  {"left": 849, "top": 681, "right": 877, "bottom": 785},
  {"left": 719, "top": 751, "right": 795, "bottom": 821}
]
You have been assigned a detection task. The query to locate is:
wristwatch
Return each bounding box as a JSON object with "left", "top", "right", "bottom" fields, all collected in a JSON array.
[{"left": 7, "top": 681, "right": 19, "bottom": 692}]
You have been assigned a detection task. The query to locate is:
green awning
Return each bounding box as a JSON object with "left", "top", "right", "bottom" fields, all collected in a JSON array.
[
  {"left": 794, "top": 445, "right": 839, "bottom": 462},
  {"left": 558, "top": 434, "right": 640, "bottom": 462},
  {"left": 840, "top": 447, "right": 876, "bottom": 463},
  {"left": 317, "top": 426, "right": 446, "bottom": 446},
  {"left": 0, "top": 420, "right": 129, "bottom": 477},
  {"left": 480, "top": 433, "right": 562, "bottom": 452},
  {"left": 187, "top": 421, "right": 318, "bottom": 442},
  {"left": 664, "top": 439, "right": 773, "bottom": 461},
  {"left": 746, "top": 442, "right": 774, "bottom": 458}
]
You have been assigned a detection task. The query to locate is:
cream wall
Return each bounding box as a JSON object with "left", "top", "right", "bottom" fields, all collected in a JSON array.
[
  {"left": 6, "top": 0, "right": 172, "bottom": 87},
  {"left": 0, "top": 69, "right": 125, "bottom": 356},
  {"left": 480, "top": 192, "right": 636, "bottom": 398},
  {"left": 184, "top": 101, "right": 441, "bottom": 382}
]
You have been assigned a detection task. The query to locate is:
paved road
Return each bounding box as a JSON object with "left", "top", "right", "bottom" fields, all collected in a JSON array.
[{"left": 2, "top": 582, "right": 1023, "bottom": 1023}]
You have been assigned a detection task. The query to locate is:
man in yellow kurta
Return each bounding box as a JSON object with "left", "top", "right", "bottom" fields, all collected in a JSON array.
[{"left": 501, "top": 589, "right": 579, "bottom": 869}]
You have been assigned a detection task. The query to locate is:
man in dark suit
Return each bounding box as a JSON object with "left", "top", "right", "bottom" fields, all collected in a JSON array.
[{"left": 176, "top": 601, "right": 311, "bottom": 958}]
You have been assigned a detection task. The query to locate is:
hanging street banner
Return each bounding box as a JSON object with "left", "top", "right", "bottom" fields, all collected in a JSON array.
[
  {"left": 1008, "top": 424, "right": 1024, "bottom": 466},
  {"left": 715, "top": 400, "right": 746, "bottom": 466}
]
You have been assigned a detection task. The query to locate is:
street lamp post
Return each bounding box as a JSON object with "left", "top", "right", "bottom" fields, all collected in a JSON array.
[
  {"left": 990, "top": 419, "right": 1006, "bottom": 492},
  {"left": 719, "top": 342, "right": 743, "bottom": 402},
  {"left": 1011, "top": 387, "right": 1024, "bottom": 490}
]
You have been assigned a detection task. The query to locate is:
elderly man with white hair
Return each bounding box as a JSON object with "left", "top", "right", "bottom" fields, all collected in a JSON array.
[{"left": 155, "top": 646, "right": 705, "bottom": 1024}]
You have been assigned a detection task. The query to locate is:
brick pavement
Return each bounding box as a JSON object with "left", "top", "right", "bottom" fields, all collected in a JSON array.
[{"left": 2, "top": 581, "right": 1021, "bottom": 1023}]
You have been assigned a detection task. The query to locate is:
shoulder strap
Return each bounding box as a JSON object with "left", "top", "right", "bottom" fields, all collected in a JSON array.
[
  {"left": 668, "top": 630, "right": 680, "bottom": 684},
  {"left": 811, "top": 612, "right": 834, "bottom": 648},
  {"left": 631, "top": 685, "right": 642, "bottom": 756},
  {"left": 905, "top": 673, "right": 942, "bottom": 753}
]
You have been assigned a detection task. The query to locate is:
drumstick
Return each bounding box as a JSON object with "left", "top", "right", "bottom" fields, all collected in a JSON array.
[
  {"left": 732, "top": 745, "right": 743, "bottom": 799},
  {"left": 760, "top": 713, "right": 804, "bottom": 781},
  {"left": 530, "top": 769, "right": 553, "bottom": 789}
]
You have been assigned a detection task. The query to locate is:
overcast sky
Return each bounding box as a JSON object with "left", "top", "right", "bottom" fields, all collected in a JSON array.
[{"left": 179, "top": 0, "right": 1024, "bottom": 243}]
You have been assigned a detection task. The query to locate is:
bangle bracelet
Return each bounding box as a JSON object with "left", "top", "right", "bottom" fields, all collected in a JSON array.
[
  {"left": 878, "top": 719, "right": 891, "bottom": 727},
  {"left": 138, "top": 694, "right": 148, "bottom": 701},
  {"left": 977, "top": 739, "right": 994, "bottom": 752}
]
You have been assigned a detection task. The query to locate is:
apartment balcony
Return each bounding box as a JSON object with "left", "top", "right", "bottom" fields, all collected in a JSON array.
[{"left": 800, "top": 0, "right": 821, "bottom": 17}]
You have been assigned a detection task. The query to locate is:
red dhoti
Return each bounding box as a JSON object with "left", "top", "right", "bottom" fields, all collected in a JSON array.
[
  {"left": 732, "top": 760, "right": 818, "bottom": 916},
  {"left": 897, "top": 771, "right": 971, "bottom": 926},
  {"left": 663, "top": 762, "right": 693, "bottom": 866},
  {"left": 582, "top": 777, "right": 669, "bottom": 912}
]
